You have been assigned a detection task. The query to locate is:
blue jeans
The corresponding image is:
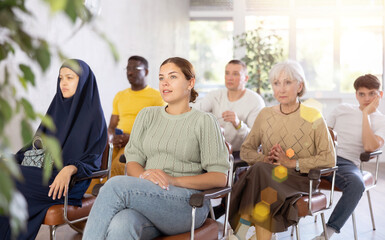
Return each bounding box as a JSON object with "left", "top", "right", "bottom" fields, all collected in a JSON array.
[
  {"left": 82, "top": 176, "right": 210, "bottom": 240},
  {"left": 323, "top": 156, "right": 365, "bottom": 233}
]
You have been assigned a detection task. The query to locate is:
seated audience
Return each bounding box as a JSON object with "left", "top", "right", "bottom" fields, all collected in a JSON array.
[
  {"left": 313, "top": 74, "right": 385, "bottom": 240},
  {"left": 82, "top": 57, "right": 230, "bottom": 239},
  {"left": 0, "top": 59, "right": 107, "bottom": 240},
  {"left": 193, "top": 59, "right": 265, "bottom": 162},
  {"left": 229, "top": 60, "right": 335, "bottom": 240},
  {"left": 87, "top": 55, "right": 164, "bottom": 193}
]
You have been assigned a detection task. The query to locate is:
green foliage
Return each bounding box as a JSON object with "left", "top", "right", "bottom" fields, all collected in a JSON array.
[
  {"left": 0, "top": 0, "right": 117, "bottom": 236},
  {"left": 234, "top": 22, "right": 284, "bottom": 95}
]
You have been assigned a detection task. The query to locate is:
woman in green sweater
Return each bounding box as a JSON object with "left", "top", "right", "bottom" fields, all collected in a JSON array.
[{"left": 83, "top": 57, "right": 230, "bottom": 239}]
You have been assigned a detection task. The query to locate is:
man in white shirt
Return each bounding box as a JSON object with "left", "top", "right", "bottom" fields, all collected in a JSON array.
[
  {"left": 314, "top": 74, "right": 385, "bottom": 239},
  {"left": 194, "top": 59, "right": 265, "bottom": 162}
]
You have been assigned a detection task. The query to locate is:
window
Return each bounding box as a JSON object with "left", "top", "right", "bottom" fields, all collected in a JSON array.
[
  {"left": 190, "top": 0, "right": 384, "bottom": 98},
  {"left": 189, "top": 20, "right": 233, "bottom": 93},
  {"left": 296, "top": 18, "right": 334, "bottom": 91},
  {"left": 340, "top": 16, "right": 383, "bottom": 92}
]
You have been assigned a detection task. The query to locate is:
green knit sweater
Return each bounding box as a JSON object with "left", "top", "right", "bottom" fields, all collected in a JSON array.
[{"left": 124, "top": 106, "right": 230, "bottom": 177}]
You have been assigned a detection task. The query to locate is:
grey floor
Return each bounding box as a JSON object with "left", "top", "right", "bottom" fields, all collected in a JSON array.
[{"left": 36, "top": 162, "right": 385, "bottom": 240}]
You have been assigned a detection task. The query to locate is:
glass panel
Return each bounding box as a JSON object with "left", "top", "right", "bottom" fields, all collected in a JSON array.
[
  {"left": 296, "top": 18, "right": 334, "bottom": 91},
  {"left": 246, "top": 0, "right": 289, "bottom": 10},
  {"left": 245, "top": 16, "right": 289, "bottom": 55},
  {"left": 341, "top": 0, "right": 383, "bottom": 7},
  {"left": 189, "top": 20, "right": 233, "bottom": 92},
  {"left": 295, "top": 0, "right": 336, "bottom": 7},
  {"left": 340, "top": 17, "right": 383, "bottom": 92},
  {"left": 190, "top": 0, "right": 233, "bottom": 11}
]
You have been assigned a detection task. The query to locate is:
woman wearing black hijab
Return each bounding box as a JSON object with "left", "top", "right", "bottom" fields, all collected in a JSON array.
[{"left": 0, "top": 59, "right": 107, "bottom": 239}]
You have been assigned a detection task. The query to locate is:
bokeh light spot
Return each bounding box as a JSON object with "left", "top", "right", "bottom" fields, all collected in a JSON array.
[
  {"left": 261, "top": 187, "right": 277, "bottom": 205},
  {"left": 252, "top": 201, "right": 270, "bottom": 222},
  {"left": 300, "top": 103, "right": 322, "bottom": 123},
  {"left": 286, "top": 148, "right": 294, "bottom": 158},
  {"left": 272, "top": 165, "right": 288, "bottom": 183}
]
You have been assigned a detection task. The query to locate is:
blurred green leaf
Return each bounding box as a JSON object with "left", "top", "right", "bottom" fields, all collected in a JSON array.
[
  {"left": 64, "top": 0, "right": 79, "bottom": 22},
  {"left": 9, "top": 191, "right": 28, "bottom": 239},
  {"left": 41, "top": 135, "right": 62, "bottom": 183},
  {"left": 35, "top": 43, "right": 51, "bottom": 71},
  {"left": 13, "top": 29, "right": 34, "bottom": 56},
  {"left": 0, "top": 97, "right": 13, "bottom": 122},
  {"left": 19, "top": 64, "right": 35, "bottom": 86},
  {"left": 20, "top": 98, "right": 36, "bottom": 120},
  {"left": 21, "top": 119, "right": 33, "bottom": 145},
  {"left": 0, "top": 153, "right": 22, "bottom": 182},
  {"left": 37, "top": 113, "right": 56, "bottom": 132},
  {"left": 0, "top": 164, "right": 14, "bottom": 215},
  {"left": 44, "top": 0, "right": 68, "bottom": 12},
  {"left": 0, "top": 42, "right": 15, "bottom": 61},
  {"left": 18, "top": 76, "right": 27, "bottom": 90}
]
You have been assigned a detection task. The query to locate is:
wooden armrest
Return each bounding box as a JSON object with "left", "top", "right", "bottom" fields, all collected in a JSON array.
[
  {"left": 189, "top": 187, "right": 231, "bottom": 208},
  {"left": 308, "top": 166, "right": 338, "bottom": 180},
  {"left": 360, "top": 150, "right": 382, "bottom": 162},
  {"left": 119, "top": 154, "right": 126, "bottom": 163}
]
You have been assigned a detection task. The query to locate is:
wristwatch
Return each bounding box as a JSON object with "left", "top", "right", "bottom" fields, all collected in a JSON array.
[{"left": 295, "top": 159, "right": 300, "bottom": 172}]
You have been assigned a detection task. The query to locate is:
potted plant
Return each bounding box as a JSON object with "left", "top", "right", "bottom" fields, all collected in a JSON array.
[
  {"left": 234, "top": 21, "right": 284, "bottom": 101},
  {"left": 0, "top": 0, "right": 117, "bottom": 237}
]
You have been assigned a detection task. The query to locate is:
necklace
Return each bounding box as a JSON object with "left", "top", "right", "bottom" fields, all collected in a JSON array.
[{"left": 280, "top": 102, "right": 301, "bottom": 115}]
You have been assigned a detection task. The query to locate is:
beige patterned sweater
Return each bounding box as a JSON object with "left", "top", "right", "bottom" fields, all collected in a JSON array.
[{"left": 240, "top": 105, "right": 335, "bottom": 173}]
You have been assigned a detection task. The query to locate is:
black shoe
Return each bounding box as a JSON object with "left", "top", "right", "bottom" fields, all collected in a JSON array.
[{"left": 213, "top": 204, "right": 226, "bottom": 219}]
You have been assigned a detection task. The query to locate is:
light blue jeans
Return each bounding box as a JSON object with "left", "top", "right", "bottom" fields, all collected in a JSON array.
[
  {"left": 82, "top": 176, "right": 210, "bottom": 240},
  {"left": 323, "top": 156, "right": 365, "bottom": 233}
]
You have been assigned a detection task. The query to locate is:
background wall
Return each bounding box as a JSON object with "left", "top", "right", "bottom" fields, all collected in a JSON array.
[{"left": 6, "top": 0, "right": 190, "bottom": 151}]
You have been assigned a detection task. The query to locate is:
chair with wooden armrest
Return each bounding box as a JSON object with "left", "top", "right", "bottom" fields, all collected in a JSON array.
[
  {"left": 42, "top": 142, "right": 113, "bottom": 240},
  {"left": 117, "top": 143, "right": 234, "bottom": 240},
  {"left": 293, "top": 166, "right": 338, "bottom": 240},
  {"left": 232, "top": 164, "right": 338, "bottom": 240}
]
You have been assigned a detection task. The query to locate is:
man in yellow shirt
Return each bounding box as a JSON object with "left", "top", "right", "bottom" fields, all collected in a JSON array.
[
  {"left": 109, "top": 55, "right": 165, "bottom": 176},
  {"left": 87, "top": 56, "right": 164, "bottom": 193}
]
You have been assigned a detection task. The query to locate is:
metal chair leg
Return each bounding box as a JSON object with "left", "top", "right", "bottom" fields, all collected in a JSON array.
[
  {"left": 295, "top": 224, "right": 300, "bottom": 240},
  {"left": 366, "top": 190, "right": 376, "bottom": 230},
  {"left": 321, "top": 213, "right": 328, "bottom": 240},
  {"left": 290, "top": 225, "right": 294, "bottom": 236},
  {"left": 49, "top": 225, "right": 57, "bottom": 240},
  {"left": 352, "top": 212, "right": 358, "bottom": 240},
  {"left": 190, "top": 207, "right": 196, "bottom": 240}
]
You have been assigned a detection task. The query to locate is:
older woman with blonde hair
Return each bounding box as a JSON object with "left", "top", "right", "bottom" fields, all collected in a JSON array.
[{"left": 229, "top": 60, "right": 336, "bottom": 240}]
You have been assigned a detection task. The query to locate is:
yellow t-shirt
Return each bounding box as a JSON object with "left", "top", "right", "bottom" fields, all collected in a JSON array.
[{"left": 112, "top": 86, "right": 165, "bottom": 134}]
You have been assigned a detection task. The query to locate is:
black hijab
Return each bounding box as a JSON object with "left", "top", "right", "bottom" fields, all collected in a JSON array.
[{"left": 18, "top": 59, "right": 107, "bottom": 179}]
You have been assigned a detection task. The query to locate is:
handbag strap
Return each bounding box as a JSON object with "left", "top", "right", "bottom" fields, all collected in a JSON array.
[{"left": 32, "top": 136, "right": 44, "bottom": 150}]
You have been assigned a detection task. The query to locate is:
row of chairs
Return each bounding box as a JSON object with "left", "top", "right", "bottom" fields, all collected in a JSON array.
[{"left": 41, "top": 129, "right": 381, "bottom": 240}]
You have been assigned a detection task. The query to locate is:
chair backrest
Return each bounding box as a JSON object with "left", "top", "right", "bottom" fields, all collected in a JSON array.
[
  {"left": 100, "top": 142, "right": 113, "bottom": 179},
  {"left": 328, "top": 128, "right": 337, "bottom": 148},
  {"left": 100, "top": 142, "right": 112, "bottom": 169}
]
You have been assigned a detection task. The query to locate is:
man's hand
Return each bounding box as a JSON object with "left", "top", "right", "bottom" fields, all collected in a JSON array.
[
  {"left": 139, "top": 169, "right": 173, "bottom": 190},
  {"left": 48, "top": 165, "right": 77, "bottom": 200},
  {"left": 112, "top": 133, "right": 130, "bottom": 148},
  {"left": 363, "top": 94, "right": 380, "bottom": 115},
  {"left": 222, "top": 111, "right": 240, "bottom": 129}
]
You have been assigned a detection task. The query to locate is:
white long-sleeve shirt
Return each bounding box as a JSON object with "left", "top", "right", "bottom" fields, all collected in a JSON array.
[{"left": 193, "top": 88, "right": 265, "bottom": 151}]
